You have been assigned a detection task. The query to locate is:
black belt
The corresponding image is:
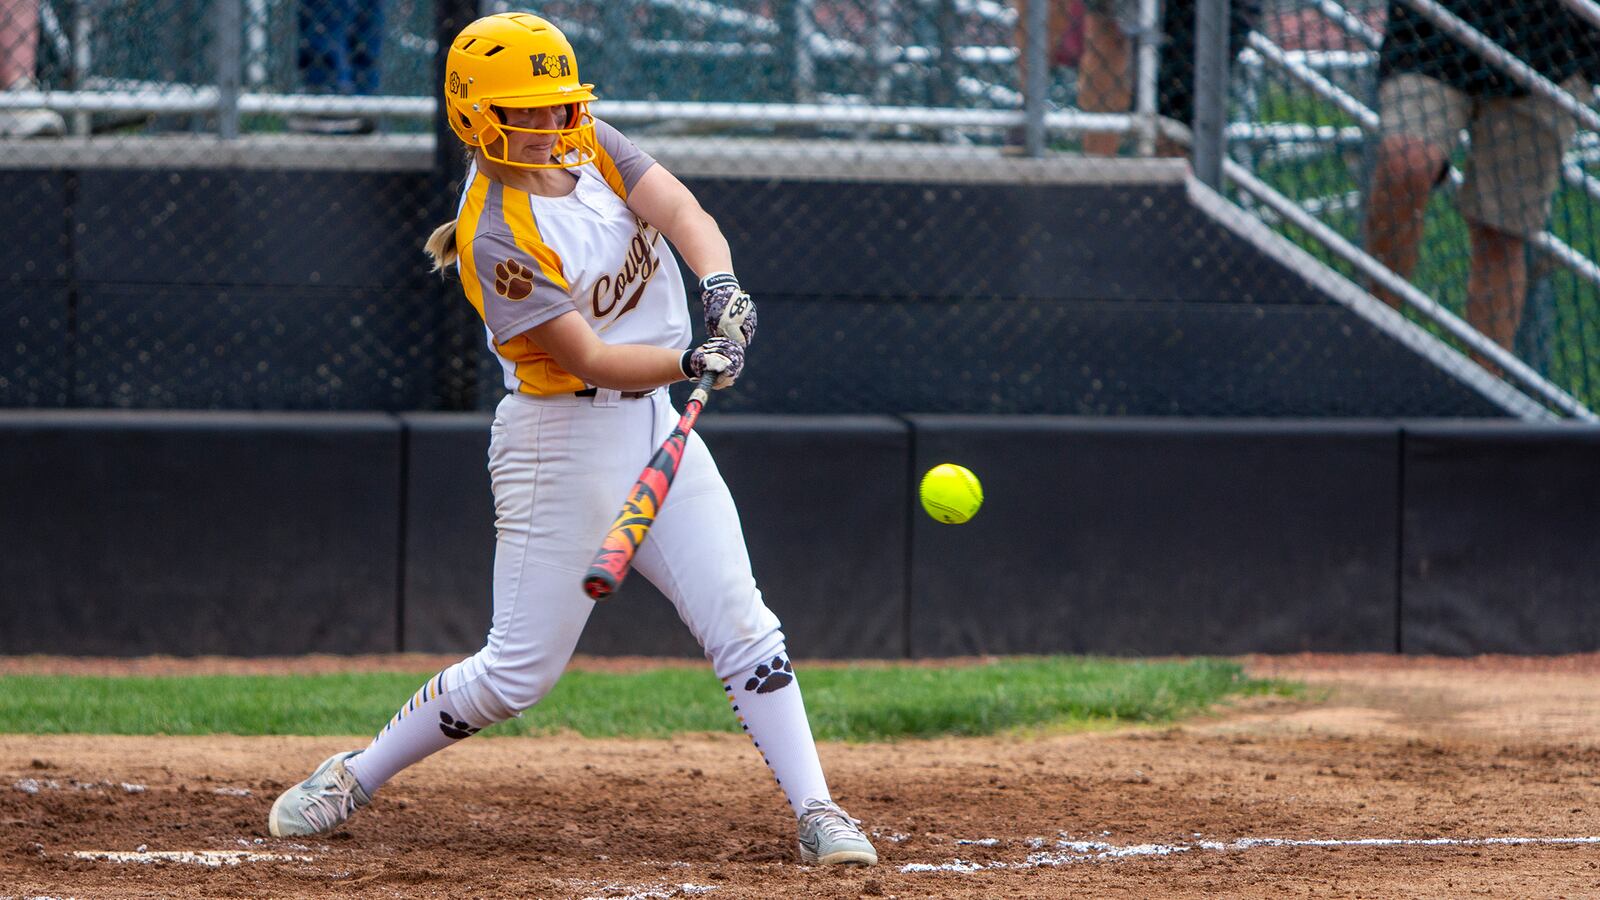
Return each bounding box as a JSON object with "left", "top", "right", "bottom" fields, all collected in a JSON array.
[{"left": 574, "top": 387, "right": 654, "bottom": 399}]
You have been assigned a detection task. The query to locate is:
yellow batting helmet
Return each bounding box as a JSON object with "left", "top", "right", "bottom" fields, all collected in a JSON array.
[{"left": 444, "top": 13, "right": 598, "bottom": 169}]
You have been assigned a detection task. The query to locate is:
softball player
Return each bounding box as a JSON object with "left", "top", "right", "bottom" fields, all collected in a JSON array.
[{"left": 267, "top": 12, "right": 877, "bottom": 868}]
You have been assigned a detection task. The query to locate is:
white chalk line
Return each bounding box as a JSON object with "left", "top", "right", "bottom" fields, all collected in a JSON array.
[
  {"left": 567, "top": 879, "right": 718, "bottom": 900},
  {"left": 14, "top": 779, "right": 145, "bottom": 795},
  {"left": 902, "top": 834, "right": 1600, "bottom": 873},
  {"left": 70, "top": 849, "right": 314, "bottom": 867}
]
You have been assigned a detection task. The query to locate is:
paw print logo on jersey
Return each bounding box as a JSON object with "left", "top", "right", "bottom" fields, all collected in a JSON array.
[
  {"left": 438, "top": 710, "right": 480, "bottom": 740},
  {"left": 744, "top": 656, "right": 794, "bottom": 694},
  {"left": 494, "top": 258, "right": 535, "bottom": 301}
]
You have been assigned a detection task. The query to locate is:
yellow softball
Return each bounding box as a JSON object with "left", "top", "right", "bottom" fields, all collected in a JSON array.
[{"left": 919, "top": 463, "right": 983, "bottom": 525}]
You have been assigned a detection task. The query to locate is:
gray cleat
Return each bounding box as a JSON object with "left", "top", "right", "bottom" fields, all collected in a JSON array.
[
  {"left": 268, "top": 751, "right": 371, "bottom": 837},
  {"left": 797, "top": 798, "right": 878, "bottom": 866}
]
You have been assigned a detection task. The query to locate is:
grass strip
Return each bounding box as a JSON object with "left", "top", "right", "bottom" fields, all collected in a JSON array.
[{"left": 0, "top": 657, "right": 1290, "bottom": 741}]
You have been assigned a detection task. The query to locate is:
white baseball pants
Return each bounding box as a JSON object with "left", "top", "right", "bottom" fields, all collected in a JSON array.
[{"left": 446, "top": 388, "right": 786, "bottom": 724}]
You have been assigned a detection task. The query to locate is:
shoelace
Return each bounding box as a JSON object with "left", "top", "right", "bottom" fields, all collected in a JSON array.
[
  {"left": 299, "top": 765, "right": 361, "bottom": 833},
  {"left": 800, "top": 798, "right": 865, "bottom": 842}
]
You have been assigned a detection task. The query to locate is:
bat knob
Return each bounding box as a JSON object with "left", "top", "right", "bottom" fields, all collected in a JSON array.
[{"left": 582, "top": 573, "right": 617, "bottom": 601}]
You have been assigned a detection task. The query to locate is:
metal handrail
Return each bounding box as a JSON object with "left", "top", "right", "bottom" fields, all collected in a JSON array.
[
  {"left": 1310, "top": 0, "right": 1382, "bottom": 49},
  {"left": 1557, "top": 0, "right": 1600, "bottom": 37},
  {"left": 1245, "top": 32, "right": 1378, "bottom": 129},
  {"left": 0, "top": 90, "right": 1158, "bottom": 136}
]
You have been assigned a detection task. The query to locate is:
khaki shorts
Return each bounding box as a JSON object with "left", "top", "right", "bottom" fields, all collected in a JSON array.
[{"left": 1378, "top": 72, "right": 1588, "bottom": 238}]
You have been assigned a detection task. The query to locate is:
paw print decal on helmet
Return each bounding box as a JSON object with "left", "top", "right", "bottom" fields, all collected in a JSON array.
[{"left": 494, "top": 259, "right": 535, "bottom": 300}]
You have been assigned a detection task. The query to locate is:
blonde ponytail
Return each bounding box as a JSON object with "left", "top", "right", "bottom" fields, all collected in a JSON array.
[{"left": 424, "top": 218, "right": 460, "bottom": 273}]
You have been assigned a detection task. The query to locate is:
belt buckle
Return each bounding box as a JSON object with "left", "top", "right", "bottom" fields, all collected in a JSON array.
[
  {"left": 574, "top": 387, "right": 653, "bottom": 399},
  {"left": 573, "top": 387, "right": 653, "bottom": 404}
]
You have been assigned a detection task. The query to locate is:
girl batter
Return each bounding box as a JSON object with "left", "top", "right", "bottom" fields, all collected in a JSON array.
[{"left": 267, "top": 12, "right": 876, "bottom": 868}]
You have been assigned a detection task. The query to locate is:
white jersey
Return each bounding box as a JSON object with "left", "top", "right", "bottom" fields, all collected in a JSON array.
[{"left": 454, "top": 119, "right": 692, "bottom": 396}]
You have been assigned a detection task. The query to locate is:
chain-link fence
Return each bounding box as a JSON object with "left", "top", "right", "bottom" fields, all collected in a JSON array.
[
  {"left": 1228, "top": 0, "right": 1600, "bottom": 415},
  {"left": 2, "top": 0, "right": 1598, "bottom": 417}
]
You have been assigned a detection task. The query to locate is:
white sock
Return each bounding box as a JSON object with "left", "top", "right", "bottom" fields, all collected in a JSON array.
[
  {"left": 344, "top": 670, "right": 488, "bottom": 795},
  {"left": 723, "top": 651, "right": 832, "bottom": 817}
]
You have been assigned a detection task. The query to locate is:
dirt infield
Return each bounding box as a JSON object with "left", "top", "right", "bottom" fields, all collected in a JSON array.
[{"left": 3, "top": 655, "right": 1599, "bottom": 899}]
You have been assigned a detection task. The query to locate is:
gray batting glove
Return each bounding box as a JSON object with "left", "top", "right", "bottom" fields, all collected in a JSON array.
[
  {"left": 679, "top": 336, "right": 745, "bottom": 390},
  {"left": 699, "top": 272, "right": 757, "bottom": 346}
]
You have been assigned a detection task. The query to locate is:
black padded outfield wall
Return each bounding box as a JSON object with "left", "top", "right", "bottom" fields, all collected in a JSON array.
[
  {"left": 0, "top": 411, "right": 402, "bottom": 655},
  {"left": 1400, "top": 424, "right": 1600, "bottom": 655},
  {"left": 398, "top": 413, "right": 499, "bottom": 654},
  {"left": 2, "top": 413, "right": 1597, "bottom": 657}
]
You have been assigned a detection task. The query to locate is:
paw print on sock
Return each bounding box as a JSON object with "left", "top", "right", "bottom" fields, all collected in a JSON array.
[
  {"left": 438, "top": 710, "right": 480, "bottom": 740},
  {"left": 494, "top": 258, "right": 535, "bottom": 300},
  {"left": 745, "top": 656, "right": 794, "bottom": 694}
]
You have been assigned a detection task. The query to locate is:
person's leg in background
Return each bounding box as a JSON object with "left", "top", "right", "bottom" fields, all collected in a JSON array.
[
  {"left": 1464, "top": 224, "right": 1524, "bottom": 352},
  {"left": 1079, "top": 0, "right": 1132, "bottom": 157},
  {"left": 1366, "top": 133, "right": 1451, "bottom": 308},
  {"left": 1457, "top": 75, "right": 1584, "bottom": 353},
  {"left": 0, "top": 0, "right": 37, "bottom": 91},
  {"left": 0, "top": 0, "right": 64, "bottom": 137},
  {"left": 1015, "top": 0, "right": 1072, "bottom": 90},
  {"left": 1362, "top": 73, "right": 1466, "bottom": 309}
]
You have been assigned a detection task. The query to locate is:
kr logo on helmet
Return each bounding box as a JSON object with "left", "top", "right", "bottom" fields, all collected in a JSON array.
[
  {"left": 529, "top": 53, "right": 571, "bottom": 78},
  {"left": 447, "top": 70, "right": 467, "bottom": 99}
]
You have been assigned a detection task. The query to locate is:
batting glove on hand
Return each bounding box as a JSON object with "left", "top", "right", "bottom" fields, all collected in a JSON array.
[
  {"left": 699, "top": 272, "right": 757, "bottom": 346},
  {"left": 679, "top": 336, "right": 745, "bottom": 390}
]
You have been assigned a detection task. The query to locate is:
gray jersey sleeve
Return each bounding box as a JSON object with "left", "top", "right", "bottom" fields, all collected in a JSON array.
[
  {"left": 463, "top": 229, "right": 577, "bottom": 344},
  {"left": 593, "top": 118, "right": 658, "bottom": 195}
]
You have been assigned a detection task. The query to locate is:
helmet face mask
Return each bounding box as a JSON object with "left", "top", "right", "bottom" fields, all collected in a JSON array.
[
  {"left": 476, "top": 102, "right": 597, "bottom": 170},
  {"left": 445, "top": 13, "right": 598, "bottom": 171}
]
